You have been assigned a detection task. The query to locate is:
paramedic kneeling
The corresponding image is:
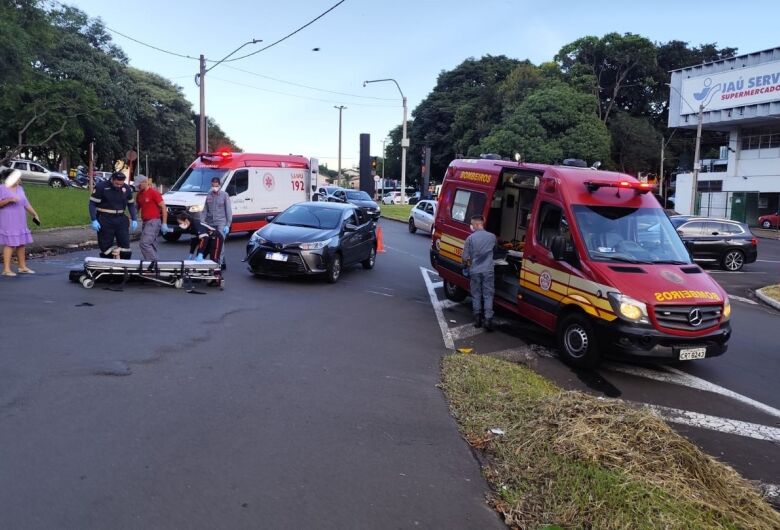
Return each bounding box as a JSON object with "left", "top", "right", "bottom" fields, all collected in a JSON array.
[
  {"left": 135, "top": 175, "right": 170, "bottom": 261},
  {"left": 89, "top": 172, "right": 138, "bottom": 259},
  {"left": 176, "top": 213, "right": 224, "bottom": 265},
  {"left": 462, "top": 215, "right": 497, "bottom": 331}
]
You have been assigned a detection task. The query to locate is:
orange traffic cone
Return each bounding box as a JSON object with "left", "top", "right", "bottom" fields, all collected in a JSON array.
[{"left": 376, "top": 225, "right": 386, "bottom": 253}]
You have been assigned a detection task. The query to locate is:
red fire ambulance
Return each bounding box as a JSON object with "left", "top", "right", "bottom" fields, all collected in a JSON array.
[
  {"left": 430, "top": 158, "right": 731, "bottom": 367},
  {"left": 162, "top": 151, "right": 319, "bottom": 240}
]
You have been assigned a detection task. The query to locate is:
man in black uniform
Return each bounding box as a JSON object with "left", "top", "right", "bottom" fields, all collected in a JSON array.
[{"left": 89, "top": 172, "right": 138, "bottom": 259}]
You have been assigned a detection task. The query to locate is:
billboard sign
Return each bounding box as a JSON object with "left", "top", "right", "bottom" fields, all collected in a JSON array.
[{"left": 680, "top": 61, "right": 780, "bottom": 114}]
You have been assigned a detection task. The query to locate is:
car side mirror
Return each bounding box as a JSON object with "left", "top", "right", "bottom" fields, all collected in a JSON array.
[
  {"left": 344, "top": 223, "right": 358, "bottom": 232},
  {"left": 550, "top": 235, "right": 575, "bottom": 263}
]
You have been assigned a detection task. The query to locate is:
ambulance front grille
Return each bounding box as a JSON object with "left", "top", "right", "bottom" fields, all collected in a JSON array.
[{"left": 654, "top": 305, "right": 722, "bottom": 331}]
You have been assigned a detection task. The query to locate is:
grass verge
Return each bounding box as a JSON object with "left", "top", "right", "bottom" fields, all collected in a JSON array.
[
  {"left": 441, "top": 354, "right": 780, "bottom": 529},
  {"left": 759, "top": 284, "right": 780, "bottom": 304},
  {"left": 381, "top": 204, "right": 412, "bottom": 223},
  {"left": 23, "top": 185, "right": 90, "bottom": 231}
]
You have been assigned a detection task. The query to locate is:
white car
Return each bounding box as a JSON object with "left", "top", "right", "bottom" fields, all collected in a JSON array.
[
  {"left": 1, "top": 159, "right": 70, "bottom": 188},
  {"left": 408, "top": 200, "right": 436, "bottom": 234},
  {"left": 381, "top": 191, "right": 409, "bottom": 205}
]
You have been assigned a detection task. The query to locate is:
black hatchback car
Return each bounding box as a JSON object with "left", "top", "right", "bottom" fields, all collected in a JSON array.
[
  {"left": 245, "top": 202, "right": 377, "bottom": 283},
  {"left": 330, "top": 189, "right": 381, "bottom": 220},
  {"left": 670, "top": 216, "right": 758, "bottom": 271}
]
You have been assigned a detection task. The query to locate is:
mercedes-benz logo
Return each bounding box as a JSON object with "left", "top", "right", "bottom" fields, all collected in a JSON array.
[{"left": 688, "top": 308, "right": 703, "bottom": 327}]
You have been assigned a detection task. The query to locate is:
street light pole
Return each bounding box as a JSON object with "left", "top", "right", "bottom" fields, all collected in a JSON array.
[
  {"left": 364, "top": 78, "right": 408, "bottom": 204},
  {"left": 196, "top": 39, "right": 262, "bottom": 153},
  {"left": 334, "top": 105, "right": 346, "bottom": 187}
]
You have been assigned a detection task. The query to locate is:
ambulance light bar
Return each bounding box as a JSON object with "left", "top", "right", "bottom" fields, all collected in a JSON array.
[
  {"left": 198, "top": 151, "right": 233, "bottom": 162},
  {"left": 584, "top": 180, "right": 655, "bottom": 194}
]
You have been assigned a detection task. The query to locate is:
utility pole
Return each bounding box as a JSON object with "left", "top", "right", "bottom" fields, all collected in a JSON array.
[
  {"left": 88, "top": 141, "right": 94, "bottom": 194},
  {"left": 364, "top": 78, "right": 408, "bottom": 204},
  {"left": 145, "top": 153, "right": 149, "bottom": 177},
  {"left": 334, "top": 105, "right": 346, "bottom": 187},
  {"left": 659, "top": 136, "right": 665, "bottom": 206},
  {"left": 690, "top": 104, "right": 704, "bottom": 215},
  {"left": 198, "top": 54, "right": 206, "bottom": 153},
  {"left": 136, "top": 129, "right": 141, "bottom": 178}
]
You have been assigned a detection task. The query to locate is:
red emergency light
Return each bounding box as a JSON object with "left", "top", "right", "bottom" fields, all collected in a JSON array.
[
  {"left": 198, "top": 151, "right": 233, "bottom": 163},
  {"left": 584, "top": 180, "right": 655, "bottom": 194}
]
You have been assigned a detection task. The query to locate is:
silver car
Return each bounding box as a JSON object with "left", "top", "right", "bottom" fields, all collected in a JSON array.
[
  {"left": 408, "top": 200, "right": 436, "bottom": 234},
  {"left": 2, "top": 159, "right": 70, "bottom": 188}
]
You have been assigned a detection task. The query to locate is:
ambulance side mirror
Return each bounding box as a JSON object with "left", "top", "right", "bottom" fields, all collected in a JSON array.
[{"left": 550, "top": 236, "right": 575, "bottom": 263}]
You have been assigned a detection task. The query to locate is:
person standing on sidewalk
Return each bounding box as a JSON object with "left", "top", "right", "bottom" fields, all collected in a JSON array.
[
  {"left": 203, "top": 176, "right": 232, "bottom": 238},
  {"left": 135, "top": 175, "right": 170, "bottom": 262},
  {"left": 462, "top": 215, "right": 497, "bottom": 331},
  {"left": 0, "top": 169, "right": 40, "bottom": 276},
  {"left": 88, "top": 171, "right": 138, "bottom": 259}
]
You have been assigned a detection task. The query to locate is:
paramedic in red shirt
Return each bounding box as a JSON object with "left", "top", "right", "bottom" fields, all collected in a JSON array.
[{"left": 135, "top": 175, "right": 170, "bottom": 261}]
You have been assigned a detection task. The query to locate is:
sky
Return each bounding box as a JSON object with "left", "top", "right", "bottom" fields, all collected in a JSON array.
[{"left": 64, "top": 0, "right": 780, "bottom": 174}]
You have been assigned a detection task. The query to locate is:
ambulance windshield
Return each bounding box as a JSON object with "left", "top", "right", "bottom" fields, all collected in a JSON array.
[
  {"left": 572, "top": 205, "right": 691, "bottom": 264},
  {"left": 171, "top": 167, "right": 229, "bottom": 193}
]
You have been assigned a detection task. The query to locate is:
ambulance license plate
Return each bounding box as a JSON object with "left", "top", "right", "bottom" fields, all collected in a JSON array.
[
  {"left": 266, "top": 252, "right": 288, "bottom": 262},
  {"left": 678, "top": 347, "right": 706, "bottom": 360}
]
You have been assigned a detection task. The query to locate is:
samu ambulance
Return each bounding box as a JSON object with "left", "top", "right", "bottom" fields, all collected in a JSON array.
[
  {"left": 162, "top": 151, "right": 319, "bottom": 241},
  {"left": 430, "top": 157, "right": 731, "bottom": 368}
]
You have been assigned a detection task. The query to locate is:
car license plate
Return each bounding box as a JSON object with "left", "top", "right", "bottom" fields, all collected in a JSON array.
[
  {"left": 678, "top": 347, "right": 706, "bottom": 361},
  {"left": 266, "top": 252, "right": 288, "bottom": 262}
]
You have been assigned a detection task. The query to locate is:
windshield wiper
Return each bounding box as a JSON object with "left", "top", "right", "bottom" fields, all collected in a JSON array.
[
  {"left": 649, "top": 259, "right": 689, "bottom": 265},
  {"left": 601, "top": 256, "right": 644, "bottom": 264}
]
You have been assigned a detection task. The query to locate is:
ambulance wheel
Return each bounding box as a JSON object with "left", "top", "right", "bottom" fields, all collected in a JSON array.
[
  {"left": 174, "top": 278, "right": 184, "bottom": 289},
  {"left": 408, "top": 218, "right": 417, "bottom": 233},
  {"left": 162, "top": 232, "right": 181, "bottom": 242},
  {"left": 443, "top": 279, "right": 468, "bottom": 302},
  {"left": 557, "top": 313, "right": 600, "bottom": 369},
  {"left": 80, "top": 277, "right": 95, "bottom": 289},
  {"left": 326, "top": 254, "right": 342, "bottom": 283}
]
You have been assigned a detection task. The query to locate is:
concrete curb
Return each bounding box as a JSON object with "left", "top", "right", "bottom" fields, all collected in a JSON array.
[{"left": 755, "top": 287, "right": 780, "bottom": 311}]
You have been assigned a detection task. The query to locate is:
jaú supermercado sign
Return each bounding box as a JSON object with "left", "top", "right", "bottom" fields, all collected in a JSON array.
[{"left": 679, "top": 61, "right": 780, "bottom": 114}]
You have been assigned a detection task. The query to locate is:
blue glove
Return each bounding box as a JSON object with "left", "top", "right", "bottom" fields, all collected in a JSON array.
[
  {"left": 222, "top": 225, "right": 230, "bottom": 236},
  {"left": 91, "top": 220, "right": 101, "bottom": 232},
  {"left": 195, "top": 253, "right": 204, "bottom": 262},
  {"left": 160, "top": 224, "right": 171, "bottom": 234},
  {"left": 131, "top": 220, "right": 138, "bottom": 232}
]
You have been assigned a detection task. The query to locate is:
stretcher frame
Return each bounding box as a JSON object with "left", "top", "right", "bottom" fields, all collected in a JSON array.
[{"left": 73, "top": 257, "right": 223, "bottom": 290}]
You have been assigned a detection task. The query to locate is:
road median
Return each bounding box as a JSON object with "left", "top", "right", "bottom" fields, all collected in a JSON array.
[
  {"left": 756, "top": 284, "right": 780, "bottom": 310},
  {"left": 441, "top": 353, "right": 780, "bottom": 529}
]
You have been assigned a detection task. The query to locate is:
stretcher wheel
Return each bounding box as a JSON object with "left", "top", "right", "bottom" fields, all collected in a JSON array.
[
  {"left": 80, "top": 276, "right": 95, "bottom": 289},
  {"left": 174, "top": 278, "right": 184, "bottom": 289}
]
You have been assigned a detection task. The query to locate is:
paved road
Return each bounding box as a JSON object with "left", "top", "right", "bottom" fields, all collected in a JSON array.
[
  {"left": 0, "top": 226, "right": 503, "bottom": 529},
  {"left": 710, "top": 235, "right": 780, "bottom": 297}
]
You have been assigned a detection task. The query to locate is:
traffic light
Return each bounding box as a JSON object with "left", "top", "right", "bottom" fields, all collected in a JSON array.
[{"left": 371, "top": 157, "right": 377, "bottom": 170}]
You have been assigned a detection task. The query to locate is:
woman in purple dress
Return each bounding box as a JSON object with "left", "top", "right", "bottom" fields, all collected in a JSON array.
[{"left": 0, "top": 169, "right": 40, "bottom": 276}]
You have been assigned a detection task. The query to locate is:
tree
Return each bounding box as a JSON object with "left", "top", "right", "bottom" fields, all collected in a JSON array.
[{"left": 609, "top": 112, "right": 662, "bottom": 174}]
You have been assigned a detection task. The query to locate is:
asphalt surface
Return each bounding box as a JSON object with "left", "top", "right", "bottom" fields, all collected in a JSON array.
[
  {"left": 0, "top": 226, "right": 503, "bottom": 529},
  {"left": 709, "top": 234, "right": 780, "bottom": 297}
]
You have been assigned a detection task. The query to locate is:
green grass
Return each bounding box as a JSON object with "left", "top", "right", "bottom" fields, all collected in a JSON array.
[
  {"left": 441, "top": 354, "right": 780, "bottom": 530},
  {"left": 381, "top": 204, "right": 413, "bottom": 223},
  {"left": 759, "top": 284, "right": 780, "bottom": 303},
  {"left": 23, "top": 185, "right": 91, "bottom": 230}
]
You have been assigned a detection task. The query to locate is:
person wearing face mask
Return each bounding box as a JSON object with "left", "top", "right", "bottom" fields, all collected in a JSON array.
[
  {"left": 203, "top": 176, "right": 232, "bottom": 239},
  {"left": 175, "top": 213, "right": 223, "bottom": 266},
  {"left": 462, "top": 215, "right": 497, "bottom": 331},
  {"left": 0, "top": 169, "right": 40, "bottom": 276}
]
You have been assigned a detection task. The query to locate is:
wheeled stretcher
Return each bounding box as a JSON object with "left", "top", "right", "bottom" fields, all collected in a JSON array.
[{"left": 69, "top": 257, "right": 223, "bottom": 290}]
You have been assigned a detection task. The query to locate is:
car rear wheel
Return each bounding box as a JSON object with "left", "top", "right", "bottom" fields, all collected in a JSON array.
[
  {"left": 50, "top": 179, "right": 65, "bottom": 188},
  {"left": 362, "top": 246, "right": 376, "bottom": 269},
  {"left": 326, "top": 253, "right": 342, "bottom": 283},
  {"left": 408, "top": 218, "right": 417, "bottom": 233},
  {"left": 443, "top": 279, "right": 468, "bottom": 302},
  {"left": 721, "top": 249, "right": 745, "bottom": 271},
  {"left": 557, "top": 313, "right": 600, "bottom": 369},
  {"left": 762, "top": 220, "right": 772, "bottom": 229},
  {"left": 162, "top": 232, "right": 181, "bottom": 242}
]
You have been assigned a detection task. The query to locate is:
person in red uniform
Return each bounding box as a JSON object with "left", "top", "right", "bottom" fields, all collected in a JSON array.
[{"left": 135, "top": 175, "right": 170, "bottom": 261}]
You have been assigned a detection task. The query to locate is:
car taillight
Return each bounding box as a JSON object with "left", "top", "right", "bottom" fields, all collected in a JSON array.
[{"left": 751, "top": 237, "right": 758, "bottom": 246}]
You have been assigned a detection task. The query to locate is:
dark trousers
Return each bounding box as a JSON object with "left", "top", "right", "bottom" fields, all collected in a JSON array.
[
  {"left": 189, "top": 232, "right": 224, "bottom": 263},
  {"left": 98, "top": 214, "right": 130, "bottom": 258}
]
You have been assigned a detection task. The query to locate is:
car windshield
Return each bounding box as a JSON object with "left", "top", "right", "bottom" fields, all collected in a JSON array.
[
  {"left": 170, "top": 167, "right": 229, "bottom": 192},
  {"left": 346, "top": 191, "right": 371, "bottom": 200},
  {"left": 273, "top": 205, "right": 343, "bottom": 230},
  {"left": 572, "top": 205, "right": 691, "bottom": 264}
]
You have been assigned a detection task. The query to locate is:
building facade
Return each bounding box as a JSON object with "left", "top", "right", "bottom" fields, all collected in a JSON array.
[{"left": 668, "top": 47, "right": 780, "bottom": 223}]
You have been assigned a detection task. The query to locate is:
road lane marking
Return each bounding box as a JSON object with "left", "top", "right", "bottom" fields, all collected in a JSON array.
[
  {"left": 645, "top": 404, "right": 780, "bottom": 443},
  {"left": 432, "top": 281, "right": 443, "bottom": 289},
  {"left": 384, "top": 245, "right": 423, "bottom": 259},
  {"left": 366, "top": 290, "right": 394, "bottom": 297},
  {"left": 604, "top": 363, "right": 780, "bottom": 420},
  {"left": 728, "top": 294, "right": 758, "bottom": 305},
  {"left": 421, "top": 267, "right": 454, "bottom": 349},
  {"left": 440, "top": 299, "right": 462, "bottom": 310},
  {"left": 450, "top": 323, "right": 484, "bottom": 341},
  {"left": 757, "top": 259, "right": 780, "bottom": 263}
]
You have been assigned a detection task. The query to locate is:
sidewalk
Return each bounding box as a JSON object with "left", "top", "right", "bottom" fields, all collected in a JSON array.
[
  {"left": 28, "top": 225, "right": 139, "bottom": 256},
  {"left": 751, "top": 227, "right": 780, "bottom": 240}
]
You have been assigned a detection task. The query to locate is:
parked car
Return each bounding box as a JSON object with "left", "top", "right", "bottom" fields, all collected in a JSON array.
[
  {"left": 0, "top": 159, "right": 70, "bottom": 188},
  {"left": 408, "top": 191, "right": 422, "bottom": 205},
  {"left": 316, "top": 186, "right": 344, "bottom": 200},
  {"left": 758, "top": 211, "right": 780, "bottom": 229},
  {"left": 331, "top": 189, "right": 381, "bottom": 219},
  {"left": 381, "top": 191, "right": 409, "bottom": 205},
  {"left": 245, "top": 202, "right": 377, "bottom": 283},
  {"left": 408, "top": 200, "right": 436, "bottom": 234},
  {"left": 670, "top": 216, "right": 757, "bottom": 271}
]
